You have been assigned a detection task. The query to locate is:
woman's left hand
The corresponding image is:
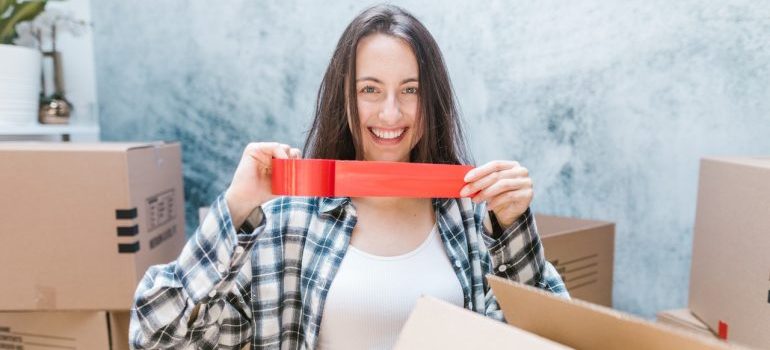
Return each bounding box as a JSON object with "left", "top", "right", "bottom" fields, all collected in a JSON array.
[{"left": 459, "top": 160, "right": 533, "bottom": 228}]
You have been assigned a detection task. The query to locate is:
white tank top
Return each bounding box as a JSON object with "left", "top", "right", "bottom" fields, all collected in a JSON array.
[{"left": 316, "top": 225, "right": 464, "bottom": 350}]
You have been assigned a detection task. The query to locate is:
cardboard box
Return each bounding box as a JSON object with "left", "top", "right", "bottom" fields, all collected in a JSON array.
[
  {"left": 0, "top": 142, "right": 186, "bottom": 311},
  {"left": 689, "top": 157, "right": 770, "bottom": 348},
  {"left": 396, "top": 295, "right": 571, "bottom": 349},
  {"left": 0, "top": 311, "right": 129, "bottom": 350},
  {"left": 657, "top": 308, "right": 716, "bottom": 338},
  {"left": 537, "top": 214, "right": 615, "bottom": 307},
  {"left": 395, "top": 275, "right": 737, "bottom": 349}
]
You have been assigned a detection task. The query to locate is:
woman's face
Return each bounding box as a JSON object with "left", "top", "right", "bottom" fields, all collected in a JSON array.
[{"left": 353, "top": 34, "right": 421, "bottom": 162}]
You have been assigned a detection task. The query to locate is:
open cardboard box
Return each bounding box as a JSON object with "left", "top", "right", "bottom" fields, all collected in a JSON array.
[
  {"left": 395, "top": 275, "right": 740, "bottom": 350},
  {"left": 0, "top": 142, "right": 187, "bottom": 311}
]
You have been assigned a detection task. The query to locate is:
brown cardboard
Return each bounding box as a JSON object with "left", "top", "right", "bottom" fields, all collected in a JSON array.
[
  {"left": 536, "top": 214, "right": 615, "bottom": 307},
  {"left": 394, "top": 277, "right": 738, "bottom": 350},
  {"left": 689, "top": 157, "right": 770, "bottom": 348},
  {"left": 394, "top": 296, "right": 573, "bottom": 349},
  {"left": 657, "top": 308, "right": 716, "bottom": 338},
  {"left": 109, "top": 311, "right": 131, "bottom": 350},
  {"left": 0, "top": 311, "right": 129, "bottom": 350},
  {"left": 0, "top": 142, "right": 186, "bottom": 310},
  {"left": 487, "top": 275, "right": 739, "bottom": 350}
]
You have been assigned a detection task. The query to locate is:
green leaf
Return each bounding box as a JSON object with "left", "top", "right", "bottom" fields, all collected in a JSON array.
[
  {"left": 0, "top": 0, "right": 15, "bottom": 19},
  {"left": 0, "top": 0, "right": 46, "bottom": 44}
]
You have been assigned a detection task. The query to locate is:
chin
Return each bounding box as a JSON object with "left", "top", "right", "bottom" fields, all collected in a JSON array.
[{"left": 363, "top": 151, "right": 410, "bottom": 162}]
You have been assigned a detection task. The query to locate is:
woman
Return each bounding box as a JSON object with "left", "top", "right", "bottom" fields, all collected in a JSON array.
[{"left": 130, "top": 4, "right": 568, "bottom": 350}]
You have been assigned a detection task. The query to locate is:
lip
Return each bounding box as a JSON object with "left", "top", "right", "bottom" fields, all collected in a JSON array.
[{"left": 367, "top": 127, "right": 408, "bottom": 145}]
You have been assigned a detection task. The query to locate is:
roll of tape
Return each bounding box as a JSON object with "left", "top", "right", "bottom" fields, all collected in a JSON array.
[{"left": 272, "top": 158, "right": 473, "bottom": 198}]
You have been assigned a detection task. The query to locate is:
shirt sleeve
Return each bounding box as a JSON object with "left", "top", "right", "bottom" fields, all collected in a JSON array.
[
  {"left": 129, "top": 192, "right": 261, "bottom": 349},
  {"left": 477, "top": 207, "right": 570, "bottom": 319}
]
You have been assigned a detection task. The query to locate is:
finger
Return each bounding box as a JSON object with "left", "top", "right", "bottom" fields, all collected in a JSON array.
[
  {"left": 487, "top": 188, "right": 532, "bottom": 212},
  {"left": 272, "top": 144, "right": 291, "bottom": 159},
  {"left": 460, "top": 166, "right": 527, "bottom": 197},
  {"left": 464, "top": 160, "right": 519, "bottom": 182},
  {"left": 245, "top": 143, "right": 276, "bottom": 168},
  {"left": 471, "top": 177, "right": 531, "bottom": 203},
  {"left": 289, "top": 148, "right": 301, "bottom": 159}
]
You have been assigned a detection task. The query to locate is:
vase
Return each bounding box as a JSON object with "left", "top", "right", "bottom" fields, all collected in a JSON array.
[
  {"left": 39, "top": 51, "right": 72, "bottom": 124},
  {"left": 0, "top": 44, "right": 42, "bottom": 126}
]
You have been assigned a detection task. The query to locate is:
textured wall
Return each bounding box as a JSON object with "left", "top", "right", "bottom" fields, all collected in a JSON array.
[{"left": 91, "top": 0, "right": 770, "bottom": 318}]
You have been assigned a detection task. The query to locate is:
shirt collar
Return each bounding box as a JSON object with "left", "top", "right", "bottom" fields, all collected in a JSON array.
[
  {"left": 318, "top": 197, "right": 455, "bottom": 214},
  {"left": 318, "top": 196, "right": 351, "bottom": 214},
  {"left": 433, "top": 197, "right": 455, "bottom": 211}
]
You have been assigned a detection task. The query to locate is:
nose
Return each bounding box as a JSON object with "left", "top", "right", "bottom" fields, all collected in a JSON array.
[{"left": 379, "top": 93, "right": 401, "bottom": 124}]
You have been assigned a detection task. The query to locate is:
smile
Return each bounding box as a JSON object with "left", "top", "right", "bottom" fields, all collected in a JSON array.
[{"left": 369, "top": 127, "right": 407, "bottom": 142}]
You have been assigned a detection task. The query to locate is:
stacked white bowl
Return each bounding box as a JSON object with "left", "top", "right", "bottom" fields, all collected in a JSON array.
[{"left": 0, "top": 44, "right": 41, "bottom": 126}]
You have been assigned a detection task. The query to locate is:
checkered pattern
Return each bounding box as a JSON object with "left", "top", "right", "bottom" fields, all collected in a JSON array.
[{"left": 130, "top": 193, "right": 568, "bottom": 349}]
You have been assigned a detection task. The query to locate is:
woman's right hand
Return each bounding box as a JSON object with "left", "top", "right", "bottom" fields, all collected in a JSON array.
[{"left": 225, "top": 142, "right": 301, "bottom": 228}]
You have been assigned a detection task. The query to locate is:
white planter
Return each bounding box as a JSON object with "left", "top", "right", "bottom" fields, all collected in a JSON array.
[{"left": 0, "top": 44, "right": 41, "bottom": 127}]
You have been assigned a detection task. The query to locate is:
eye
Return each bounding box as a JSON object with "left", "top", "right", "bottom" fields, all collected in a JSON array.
[
  {"left": 360, "top": 86, "right": 377, "bottom": 93},
  {"left": 403, "top": 86, "right": 418, "bottom": 94}
]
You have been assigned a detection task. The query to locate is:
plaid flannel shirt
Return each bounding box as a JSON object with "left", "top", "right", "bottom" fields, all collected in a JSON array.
[{"left": 130, "top": 193, "right": 568, "bottom": 349}]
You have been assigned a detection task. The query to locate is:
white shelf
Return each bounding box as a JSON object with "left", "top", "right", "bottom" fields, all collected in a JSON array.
[
  {"left": 0, "top": 124, "right": 98, "bottom": 135},
  {"left": 0, "top": 123, "right": 100, "bottom": 141}
]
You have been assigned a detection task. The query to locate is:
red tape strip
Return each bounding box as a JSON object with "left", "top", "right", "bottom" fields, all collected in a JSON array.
[
  {"left": 718, "top": 320, "right": 728, "bottom": 340},
  {"left": 271, "top": 158, "right": 473, "bottom": 198}
]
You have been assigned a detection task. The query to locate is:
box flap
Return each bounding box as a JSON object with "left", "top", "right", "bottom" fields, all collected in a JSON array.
[
  {"left": 657, "top": 309, "right": 714, "bottom": 335},
  {"left": 488, "top": 275, "right": 738, "bottom": 350},
  {"left": 394, "top": 296, "right": 572, "bottom": 349}
]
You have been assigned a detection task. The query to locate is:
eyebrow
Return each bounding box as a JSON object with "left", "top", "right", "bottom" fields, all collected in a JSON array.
[{"left": 356, "top": 77, "right": 418, "bottom": 84}]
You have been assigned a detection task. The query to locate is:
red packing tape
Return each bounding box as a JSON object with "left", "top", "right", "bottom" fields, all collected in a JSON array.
[
  {"left": 718, "top": 320, "right": 728, "bottom": 340},
  {"left": 271, "top": 158, "right": 473, "bottom": 198}
]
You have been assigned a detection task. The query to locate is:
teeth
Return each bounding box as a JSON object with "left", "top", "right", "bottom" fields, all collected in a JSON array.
[{"left": 371, "top": 128, "right": 405, "bottom": 140}]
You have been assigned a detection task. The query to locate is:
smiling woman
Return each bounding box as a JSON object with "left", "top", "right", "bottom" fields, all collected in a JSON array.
[
  {"left": 354, "top": 33, "right": 421, "bottom": 162},
  {"left": 303, "top": 4, "right": 470, "bottom": 166},
  {"left": 129, "top": 4, "right": 568, "bottom": 350}
]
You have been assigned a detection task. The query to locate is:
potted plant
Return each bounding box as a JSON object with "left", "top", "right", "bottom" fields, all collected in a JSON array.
[{"left": 0, "top": 0, "right": 46, "bottom": 126}]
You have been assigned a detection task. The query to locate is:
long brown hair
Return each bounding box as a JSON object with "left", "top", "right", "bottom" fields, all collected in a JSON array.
[{"left": 303, "top": 4, "right": 471, "bottom": 165}]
